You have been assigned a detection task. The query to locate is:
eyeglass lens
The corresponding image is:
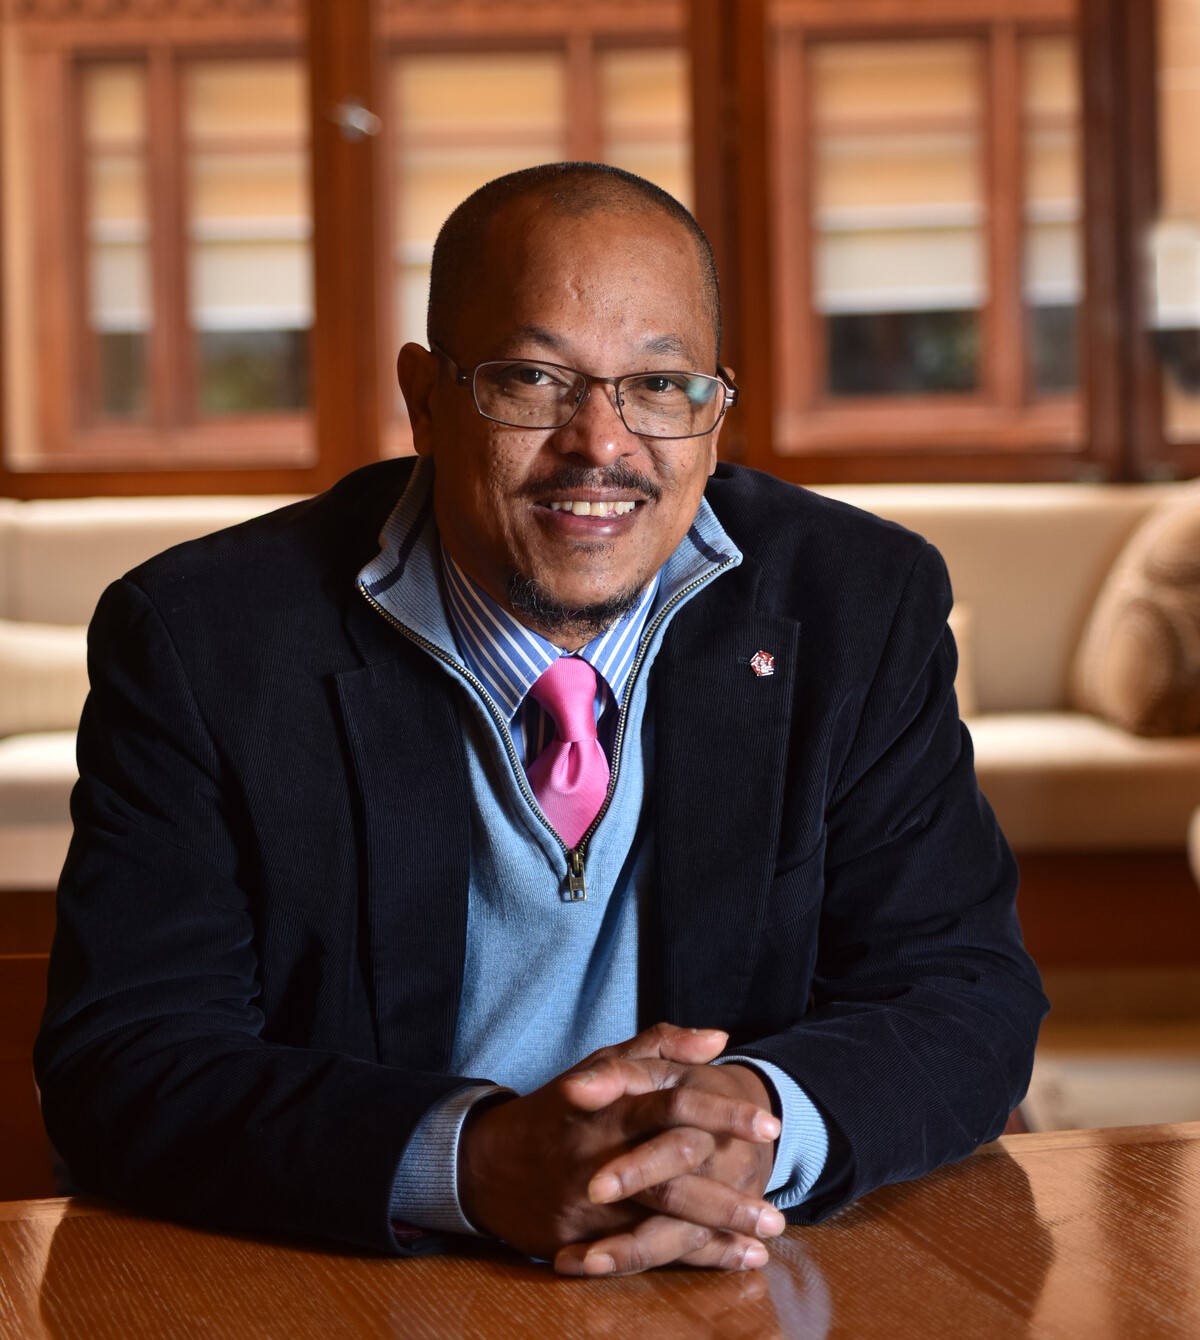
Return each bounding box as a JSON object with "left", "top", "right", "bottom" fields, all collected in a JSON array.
[{"left": 473, "top": 361, "right": 724, "bottom": 438}]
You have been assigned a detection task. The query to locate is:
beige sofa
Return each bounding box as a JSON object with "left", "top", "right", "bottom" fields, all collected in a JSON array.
[
  {"left": 816, "top": 483, "right": 1200, "bottom": 853},
  {"left": 2, "top": 483, "right": 1199, "bottom": 890}
]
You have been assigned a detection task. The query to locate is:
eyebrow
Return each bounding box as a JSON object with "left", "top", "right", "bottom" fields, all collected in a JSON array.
[{"left": 509, "top": 325, "right": 698, "bottom": 364}]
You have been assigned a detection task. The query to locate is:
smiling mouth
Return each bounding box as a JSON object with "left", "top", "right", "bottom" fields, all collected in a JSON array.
[{"left": 544, "top": 499, "right": 640, "bottom": 517}]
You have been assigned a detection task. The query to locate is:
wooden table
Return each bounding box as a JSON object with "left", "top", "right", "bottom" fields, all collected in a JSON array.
[{"left": 1, "top": 1122, "right": 1197, "bottom": 1339}]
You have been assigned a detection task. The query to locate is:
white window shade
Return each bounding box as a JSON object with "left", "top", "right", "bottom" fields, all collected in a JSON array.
[
  {"left": 1025, "top": 218, "right": 1081, "bottom": 306},
  {"left": 812, "top": 39, "right": 985, "bottom": 320},
  {"left": 190, "top": 238, "right": 311, "bottom": 332},
  {"left": 817, "top": 224, "right": 984, "bottom": 314},
  {"left": 90, "top": 242, "right": 150, "bottom": 331},
  {"left": 1151, "top": 218, "right": 1200, "bottom": 329}
]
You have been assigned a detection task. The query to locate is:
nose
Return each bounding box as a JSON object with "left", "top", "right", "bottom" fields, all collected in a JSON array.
[{"left": 551, "top": 381, "right": 639, "bottom": 462}]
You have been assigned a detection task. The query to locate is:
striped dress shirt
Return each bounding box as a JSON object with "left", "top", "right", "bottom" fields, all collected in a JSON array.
[{"left": 440, "top": 548, "right": 659, "bottom": 769}]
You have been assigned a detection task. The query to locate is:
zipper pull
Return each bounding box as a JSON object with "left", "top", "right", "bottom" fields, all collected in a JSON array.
[{"left": 564, "top": 848, "right": 587, "bottom": 902}]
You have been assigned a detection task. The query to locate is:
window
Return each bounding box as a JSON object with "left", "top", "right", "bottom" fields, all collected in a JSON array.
[
  {"left": 1147, "top": 0, "right": 1200, "bottom": 464},
  {"left": 0, "top": 0, "right": 689, "bottom": 477},
  {"left": 768, "top": 4, "right": 1083, "bottom": 472},
  {"left": 2, "top": 1, "right": 1197, "bottom": 493},
  {"left": 1, "top": 16, "right": 315, "bottom": 476}
]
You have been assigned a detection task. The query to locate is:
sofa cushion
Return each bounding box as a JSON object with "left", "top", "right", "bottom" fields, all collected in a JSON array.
[
  {"left": 3, "top": 495, "right": 302, "bottom": 625},
  {"left": 0, "top": 731, "right": 78, "bottom": 821},
  {"left": 970, "top": 711, "right": 1200, "bottom": 850},
  {"left": 1071, "top": 484, "right": 1200, "bottom": 736},
  {"left": 0, "top": 619, "right": 88, "bottom": 736},
  {"left": 948, "top": 603, "right": 977, "bottom": 718},
  {"left": 0, "top": 732, "right": 77, "bottom": 891}
]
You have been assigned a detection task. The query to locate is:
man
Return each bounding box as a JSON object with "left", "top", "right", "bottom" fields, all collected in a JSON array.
[{"left": 35, "top": 163, "right": 1046, "bottom": 1276}]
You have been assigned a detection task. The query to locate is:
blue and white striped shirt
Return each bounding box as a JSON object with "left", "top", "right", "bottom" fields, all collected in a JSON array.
[{"left": 440, "top": 548, "right": 657, "bottom": 769}]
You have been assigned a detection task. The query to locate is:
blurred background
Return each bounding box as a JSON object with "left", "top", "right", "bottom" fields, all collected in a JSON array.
[{"left": 3, "top": 0, "right": 1197, "bottom": 489}]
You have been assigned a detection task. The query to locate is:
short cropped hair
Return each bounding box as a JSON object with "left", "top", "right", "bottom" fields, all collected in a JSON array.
[{"left": 427, "top": 162, "right": 723, "bottom": 361}]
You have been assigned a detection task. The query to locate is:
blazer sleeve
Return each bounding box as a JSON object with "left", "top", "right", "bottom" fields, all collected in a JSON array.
[
  {"left": 733, "top": 540, "right": 1048, "bottom": 1221},
  {"left": 34, "top": 578, "right": 474, "bottom": 1254}
]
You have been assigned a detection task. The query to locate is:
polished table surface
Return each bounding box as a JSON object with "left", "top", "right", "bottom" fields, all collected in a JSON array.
[{"left": 1, "top": 1122, "right": 1197, "bottom": 1339}]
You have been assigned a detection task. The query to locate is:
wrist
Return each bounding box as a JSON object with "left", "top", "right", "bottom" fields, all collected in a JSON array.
[
  {"left": 710, "top": 1061, "right": 779, "bottom": 1197},
  {"left": 457, "top": 1090, "right": 517, "bottom": 1237},
  {"left": 711, "top": 1060, "right": 775, "bottom": 1117}
]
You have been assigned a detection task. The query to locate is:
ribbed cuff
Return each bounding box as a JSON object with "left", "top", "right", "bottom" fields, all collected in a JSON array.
[{"left": 388, "top": 1084, "right": 514, "bottom": 1236}]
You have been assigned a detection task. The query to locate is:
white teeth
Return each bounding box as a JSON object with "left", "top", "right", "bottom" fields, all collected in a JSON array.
[{"left": 547, "top": 500, "right": 637, "bottom": 517}]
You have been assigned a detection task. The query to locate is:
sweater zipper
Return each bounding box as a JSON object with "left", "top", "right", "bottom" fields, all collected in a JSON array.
[{"left": 358, "top": 554, "right": 736, "bottom": 901}]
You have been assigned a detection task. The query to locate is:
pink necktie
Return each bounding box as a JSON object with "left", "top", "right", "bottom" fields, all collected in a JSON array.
[{"left": 526, "top": 656, "right": 610, "bottom": 849}]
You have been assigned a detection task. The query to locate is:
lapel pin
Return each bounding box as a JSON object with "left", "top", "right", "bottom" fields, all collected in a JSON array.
[{"left": 749, "top": 650, "right": 775, "bottom": 678}]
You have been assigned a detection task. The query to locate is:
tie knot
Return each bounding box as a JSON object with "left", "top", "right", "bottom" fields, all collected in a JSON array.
[{"left": 529, "top": 656, "right": 599, "bottom": 744}]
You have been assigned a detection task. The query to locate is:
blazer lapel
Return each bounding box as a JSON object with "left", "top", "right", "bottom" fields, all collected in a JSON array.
[
  {"left": 648, "top": 565, "right": 801, "bottom": 1032},
  {"left": 335, "top": 646, "right": 471, "bottom": 1072}
]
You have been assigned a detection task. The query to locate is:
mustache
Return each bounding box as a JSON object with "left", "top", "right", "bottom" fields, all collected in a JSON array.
[{"left": 519, "top": 462, "right": 663, "bottom": 504}]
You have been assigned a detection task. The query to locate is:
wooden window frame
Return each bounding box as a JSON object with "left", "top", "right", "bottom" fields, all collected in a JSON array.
[
  {"left": 0, "top": 0, "right": 381, "bottom": 499},
  {"left": 695, "top": 0, "right": 1198, "bottom": 484},
  {"left": 769, "top": 4, "right": 1090, "bottom": 482},
  {"left": 1123, "top": 0, "right": 1200, "bottom": 481},
  {"left": 32, "top": 40, "right": 315, "bottom": 472},
  {"left": 3, "top": 0, "right": 1196, "bottom": 495}
]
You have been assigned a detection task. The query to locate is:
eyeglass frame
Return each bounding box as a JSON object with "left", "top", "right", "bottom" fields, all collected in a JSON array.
[{"left": 430, "top": 342, "right": 739, "bottom": 441}]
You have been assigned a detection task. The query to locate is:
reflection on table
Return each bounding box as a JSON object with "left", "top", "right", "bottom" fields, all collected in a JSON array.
[{"left": 1, "top": 1122, "right": 1197, "bottom": 1339}]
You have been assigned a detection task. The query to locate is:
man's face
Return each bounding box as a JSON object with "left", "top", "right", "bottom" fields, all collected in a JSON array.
[{"left": 398, "top": 200, "right": 724, "bottom": 648}]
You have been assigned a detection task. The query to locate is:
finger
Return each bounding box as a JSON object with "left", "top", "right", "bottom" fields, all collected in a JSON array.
[
  {"left": 558, "top": 1054, "right": 671, "bottom": 1110},
  {"left": 587, "top": 1127, "right": 718, "bottom": 1203},
  {"left": 586, "top": 1131, "right": 786, "bottom": 1237},
  {"left": 566, "top": 1063, "right": 780, "bottom": 1144},
  {"left": 577, "top": 1023, "right": 729, "bottom": 1071},
  {"left": 554, "top": 1215, "right": 768, "bottom": 1277},
  {"left": 677, "top": 1231, "right": 774, "bottom": 1273},
  {"left": 633, "top": 1173, "right": 786, "bottom": 1242}
]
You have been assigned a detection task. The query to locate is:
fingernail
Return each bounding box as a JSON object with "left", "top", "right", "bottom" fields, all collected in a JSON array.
[
  {"left": 588, "top": 1173, "right": 622, "bottom": 1204},
  {"left": 568, "top": 1068, "right": 597, "bottom": 1085},
  {"left": 582, "top": 1252, "right": 616, "bottom": 1276},
  {"left": 740, "top": 1242, "right": 769, "bottom": 1269},
  {"left": 757, "top": 1207, "right": 786, "bottom": 1237},
  {"left": 753, "top": 1112, "right": 782, "bottom": 1140}
]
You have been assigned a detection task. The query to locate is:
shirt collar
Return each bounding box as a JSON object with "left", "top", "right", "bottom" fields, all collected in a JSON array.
[
  {"left": 357, "top": 457, "right": 743, "bottom": 706},
  {"left": 442, "top": 550, "right": 659, "bottom": 722}
]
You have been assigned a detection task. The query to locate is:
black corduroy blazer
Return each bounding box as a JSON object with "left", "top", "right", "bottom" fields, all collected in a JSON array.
[{"left": 35, "top": 458, "right": 1047, "bottom": 1253}]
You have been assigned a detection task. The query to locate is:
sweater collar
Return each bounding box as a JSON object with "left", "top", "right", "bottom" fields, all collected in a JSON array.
[{"left": 356, "top": 457, "right": 743, "bottom": 701}]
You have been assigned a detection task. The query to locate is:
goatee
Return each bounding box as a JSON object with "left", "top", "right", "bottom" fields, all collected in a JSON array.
[{"left": 507, "top": 572, "right": 645, "bottom": 643}]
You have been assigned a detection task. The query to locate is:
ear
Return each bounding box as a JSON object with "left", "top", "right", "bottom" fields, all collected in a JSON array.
[
  {"left": 705, "top": 436, "right": 720, "bottom": 475},
  {"left": 397, "top": 343, "right": 438, "bottom": 457},
  {"left": 705, "top": 418, "right": 724, "bottom": 475}
]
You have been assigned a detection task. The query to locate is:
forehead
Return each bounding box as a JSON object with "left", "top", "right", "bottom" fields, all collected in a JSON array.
[{"left": 452, "top": 199, "right": 715, "bottom": 366}]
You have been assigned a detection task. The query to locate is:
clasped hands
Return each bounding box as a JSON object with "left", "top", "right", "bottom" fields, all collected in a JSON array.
[{"left": 458, "top": 1022, "right": 785, "bottom": 1276}]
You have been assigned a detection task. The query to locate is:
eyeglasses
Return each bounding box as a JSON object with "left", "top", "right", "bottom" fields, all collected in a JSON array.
[{"left": 432, "top": 344, "right": 738, "bottom": 440}]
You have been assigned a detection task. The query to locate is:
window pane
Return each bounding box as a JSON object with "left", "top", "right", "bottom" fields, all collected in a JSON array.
[
  {"left": 391, "top": 53, "right": 565, "bottom": 353},
  {"left": 598, "top": 47, "right": 691, "bottom": 209},
  {"left": 83, "top": 63, "right": 151, "bottom": 421},
  {"left": 1022, "top": 34, "right": 1081, "bottom": 394},
  {"left": 1155, "top": 0, "right": 1200, "bottom": 443},
  {"left": 811, "top": 40, "right": 985, "bottom": 397},
  {"left": 184, "top": 59, "right": 311, "bottom": 416}
]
